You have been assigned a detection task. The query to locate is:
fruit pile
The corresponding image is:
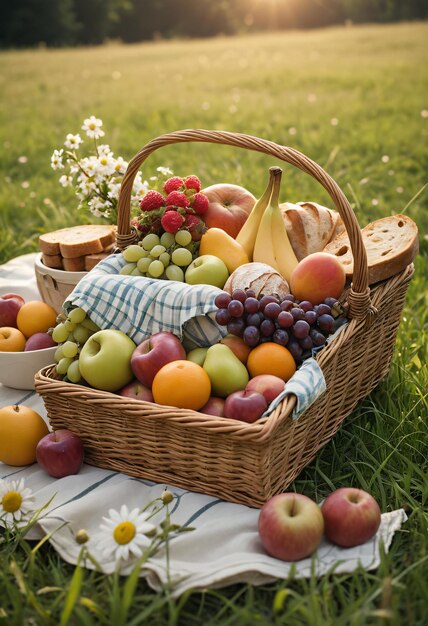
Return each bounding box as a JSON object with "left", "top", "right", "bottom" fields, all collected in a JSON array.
[
  {"left": 214, "top": 289, "right": 347, "bottom": 363},
  {"left": 0, "top": 294, "right": 57, "bottom": 353}
]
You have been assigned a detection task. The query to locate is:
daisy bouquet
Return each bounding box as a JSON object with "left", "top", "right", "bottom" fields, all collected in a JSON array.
[{"left": 50, "top": 115, "right": 173, "bottom": 224}]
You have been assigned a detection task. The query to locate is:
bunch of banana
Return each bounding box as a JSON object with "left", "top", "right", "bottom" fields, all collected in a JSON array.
[{"left": 236, "top": 166, "right": 298, "bottom": 282}]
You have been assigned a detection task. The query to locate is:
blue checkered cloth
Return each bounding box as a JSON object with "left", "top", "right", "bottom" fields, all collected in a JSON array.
[{"left": 64, "top": 252, "right": 330, "bottom": 419}]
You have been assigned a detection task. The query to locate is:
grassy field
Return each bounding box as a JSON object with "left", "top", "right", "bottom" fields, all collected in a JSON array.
[{"left": 1, "top": 21, "right": 427, "bottom": 625}]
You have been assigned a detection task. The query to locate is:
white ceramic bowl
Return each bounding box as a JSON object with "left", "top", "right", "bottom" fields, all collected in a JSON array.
[{"left": 0, "top": 346, "right": 57, "bottom": 390}]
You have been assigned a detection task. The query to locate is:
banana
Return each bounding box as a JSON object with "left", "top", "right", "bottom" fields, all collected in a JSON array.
[
  {"left": 236, "top": 166, "right": 280, "bottom": 260},
  {"left": 270, "top": 191, "right": 299, "bottom": 283},
  {"left": 252, "top": 168, "right": 282, "bottom": 272}
]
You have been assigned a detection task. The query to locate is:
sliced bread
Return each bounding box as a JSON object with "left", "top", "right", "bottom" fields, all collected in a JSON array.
[
  {"left": 323, "top": 214, "right": 419, "bottom": 284},
  {"left": 280, "top": 201, "right": 345, "bottom": 261},
  {"left": 39, "top": 225, "right": 116, "bottom": 258}
]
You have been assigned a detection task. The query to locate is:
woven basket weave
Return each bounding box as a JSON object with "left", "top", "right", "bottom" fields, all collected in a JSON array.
[{"left": 34, "top": 130, "right": 414, "bottom": 508}]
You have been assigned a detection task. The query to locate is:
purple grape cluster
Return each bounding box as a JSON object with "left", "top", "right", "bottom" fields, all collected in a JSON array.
[{"left": 214, "top": 289, "right": 348, "bottom": 363}]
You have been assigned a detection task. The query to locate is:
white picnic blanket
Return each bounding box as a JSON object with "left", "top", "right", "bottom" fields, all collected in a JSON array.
[{"left": 0, "top": 253, "right": 407, "bottom": 596}]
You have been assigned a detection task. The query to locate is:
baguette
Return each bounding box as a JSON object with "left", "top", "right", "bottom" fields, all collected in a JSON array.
[
  {"left": 39, "top": 225, "right": 116, "bottom": 258},
  {"left": 323, "top": 214, "right": 419, "bottom": 284},
  {"left": 280, "top": 201, "right": 345, "bottom": 261}
]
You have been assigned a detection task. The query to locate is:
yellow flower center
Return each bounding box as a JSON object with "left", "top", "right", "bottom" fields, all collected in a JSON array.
[
  {"left": 2, "top": 491, "right": 23, "bottom": 513},
  {"left": 113, "top": 521, "right": 136, "bottom": 545},
  {"left": 89, "top": 123, "right": 96, "bottom": 130}
]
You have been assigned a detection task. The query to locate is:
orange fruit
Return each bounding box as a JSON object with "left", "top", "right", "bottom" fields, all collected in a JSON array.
[
  {"left": 152, "top": 360, "right": 211, "bottom": 411},
  {"left": 247, "top": 342, "right": 296, "bottom": 382},
  {"left": 16, "top": 301, "right": 57, "bottom": 338},
  {"left": 0, "top": 404, "right": 49, "bottom": 466},
  {"left": 0, "top": 326, "right": 26, "bottom": 351}
]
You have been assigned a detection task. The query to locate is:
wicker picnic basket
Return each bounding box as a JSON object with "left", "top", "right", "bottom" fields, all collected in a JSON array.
[{"left": 34, "top": 130, "right": 414, "bottom": 508}]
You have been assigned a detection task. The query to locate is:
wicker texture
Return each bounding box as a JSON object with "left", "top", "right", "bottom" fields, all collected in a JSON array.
[{"left": 35, "top": 130, "right": 414, "bottom": 507}]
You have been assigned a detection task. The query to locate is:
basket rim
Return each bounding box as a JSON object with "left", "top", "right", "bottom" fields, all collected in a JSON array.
[{"left": 34, "top": 252, "right": 87, "bottom": 280}]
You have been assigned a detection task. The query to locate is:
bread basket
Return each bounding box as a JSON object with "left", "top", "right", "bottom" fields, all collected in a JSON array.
[
  {"left": 34, "top": 130, "right": 414, "bottom": 507},
  {"left": 34, "top": 253, "right": 86, "bottom": 314}
]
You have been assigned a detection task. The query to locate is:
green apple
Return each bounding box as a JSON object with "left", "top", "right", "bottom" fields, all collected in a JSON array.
[
  {"left": 184, "top": 255, "right": 229, "bottom": 288},
  {"left": 79, "top": 329, "right": 136, "bottom": 392}
]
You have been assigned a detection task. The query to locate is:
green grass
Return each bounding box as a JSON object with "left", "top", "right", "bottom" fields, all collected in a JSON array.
[{"left": 1, "top": 21, "right": 427, "bottom": 626}]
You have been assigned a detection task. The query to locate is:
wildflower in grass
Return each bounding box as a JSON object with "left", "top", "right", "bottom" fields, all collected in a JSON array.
[
  {"left": 64, "top": 133, "right": 83, "bottom": 150},
  {"left": 18, "top": 155, "right": 28, "bottom": 163},
  {"left": 330, "top": 118, "right": 339, "bottom": 126},
  {"left": 59, "top": 174, "right": 73, "bottom": 187},
  {"left": 82, "top": 115, "right": 105, "bottom": 140},
  {"left": 98, "top": 504, "right": 156, "bottom": 562},
  {"left": 0, "top": 478, "right": 34, "bottom": 525},
  {"left": 51, "top": 149, "right": 64, "bottom": 170}
]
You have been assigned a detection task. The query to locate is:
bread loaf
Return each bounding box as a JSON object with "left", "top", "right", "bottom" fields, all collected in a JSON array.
[
  {"left": 323, "top": 214, "right": 419, "bottom": 284},
  {"left": 39, "top": 225, "right": 116, "bottom": 258},
  {"left": 280, "top": 202, "right": 345, "bottom": 261}
]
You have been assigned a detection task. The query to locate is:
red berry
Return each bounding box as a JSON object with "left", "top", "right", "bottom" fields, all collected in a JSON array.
[
  {"left": 163, "top": 176, "right": 184, "bottom": 194},
  {"left": 185, "top": 214, "right": 206, "bottom": 241},
  {"left": 184, "top": 175, "right": 201, "bottom": 192},
  {"left": 161, "top": 211, "right": 185, "bottom": 234},
  {"left": 191, "top": 192, "right": 209, "bottom": 215},
  {"left": 139, "top": 190, "right": 166, "bottom": 212},
  {"left": 165, "top": 190, "right": 190, "bottom": 209}
]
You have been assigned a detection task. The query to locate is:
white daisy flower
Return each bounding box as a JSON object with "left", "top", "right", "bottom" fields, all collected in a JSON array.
[
  {"left": 98, "top": 504, "right": 156, "bottom": 562},
  {"left": 113, "top": 156, "right": 128, "bottom": 174},
  {"left": 156, "top": 166, "right": 173, "bottom": 176},
  {"left": 59, "top": 174, "right": 73, "bottom": 187},
  {"left": 51, "top": 149, "right": 64, "bottom": 170},
  {"left": 64, "top": 133, "right": 83, "bottom": 150},
  {"left": 82, "top": 115, "right": 105, "bottom": 140},
  {"left": 0, "top": 478, "right": 34, "bottom": 524},
  {"left": 97, "top": 144, "right": 113, "bottom": 157}
]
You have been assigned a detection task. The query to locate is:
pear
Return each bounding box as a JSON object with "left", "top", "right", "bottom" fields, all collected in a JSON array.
[
  {"left": 203, "top": 344, "right": 249, "bottom": 398},
  {"left": 187, "top": 347, "right": 208, "bottom": 367}
]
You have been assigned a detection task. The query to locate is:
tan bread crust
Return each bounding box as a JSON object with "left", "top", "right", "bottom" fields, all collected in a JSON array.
[
  {"left": 279, "top": 201, "right": 345, "bottom": 261},
  {"left": 62, "top": 256, "right": 87, "bottom": 272},
  {"left": 84, "top": 247, "right": 114, "bottom": 271},
  {"left": 39, "top": 225, "right": 116, "bottom": 258},
  {"left": 323, "top": 214, "right": 419, "bottom": 284},
  {"left": 41, "top": 253, "right": 63, "bottom": 269}
]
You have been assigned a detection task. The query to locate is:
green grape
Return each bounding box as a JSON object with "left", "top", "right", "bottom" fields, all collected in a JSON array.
[
  {"left": 148, "top": 260, "right": 164, "bottom": 278},
  {"left": 159, "top": 252, "right": 171, "bottom": 267},
  {"left": 73, "top": 325, "right": 91, "bottom": 344},
  {"left": 67, "top": 307, "right": 86, "bottom": 324},
  {"left": 81, "top": 318, "right": 100, "bottom": 332},
  {"left": 57, "top": 357, "right": 74, "bottom": 376},
  {"left": 174, "top": 229, "right": 192, "bottom": 247},
  {"left": 131, "top": 267, "right": 143, "bottom": 276},
  {"left": 165, "top": 264, "right": 185, "bottom": 282},
  {"left": 160, "top": 232, "right": 175, "bottom": 248},
  {"left": 62, "top": 341, "right": 79, "bottom": 358},
  {"left": 54, "top": 345, "right": 64, "bottom": 362},
  {"left": 67, "top": 360, "right": 82, "bottom": 384},
  {"left": 150, "top": 244, "right": 166, "bottom": 258},
  {"left": 142, "top": 233, "right": 160, "bottom": 251},
  {"left": 52, "top": 323, "right": 69, "bottom": 343},
  {"left": 137, "top": 257, "right": 152, "bottom": 273},
  {"left": 120, "top": 262, "right": 137, "bottom": 275},
  {"left": 123, "top": 245, "right": 147, "bottom": 263},
  {"left": 171, "top": 247, "right": 193, "bottom": 267},
  {"left": 63, "top": 320, "right": 76, "bottom": 333}
]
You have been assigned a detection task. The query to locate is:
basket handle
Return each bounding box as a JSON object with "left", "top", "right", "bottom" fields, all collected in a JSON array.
[{"left": 117, "top": 129, "right": 371, "bottom": 320}]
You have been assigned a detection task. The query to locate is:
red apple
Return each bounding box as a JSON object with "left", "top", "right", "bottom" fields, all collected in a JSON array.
[
  {"left": 219, "top": 334, "right": 251, "bottom": 364},
  {"left": 118, "top": 379, "right": 154, "bottom": 402},
  {"left": 246, "top": 374, "right": 286, "bottom": 404},
  {"left": 223, "top": 389, "right": 267, "bottom": 423},
  {"left": 199, "top": 396, "right": 225, "bottom": 417},
  {"left": 36, "top": 429, "right": 84, "bottom": 478},
  {"left": 321, "top": 487, "right": 381, "bottom": 548},
  {"left": 258, "top": 493, "right": 325, "bottom": 561},
  {"left": 202, "top": 183, "right": 256, "bottom": 238},
  {"left": 131, "top": 331, "right": 186, "bottom": 388},
  {"left": 0, "top": 293, "right": 25, "bottom": 328},
  {"left": 24, "top": 332, "right": 56, "bottom": 351}
]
